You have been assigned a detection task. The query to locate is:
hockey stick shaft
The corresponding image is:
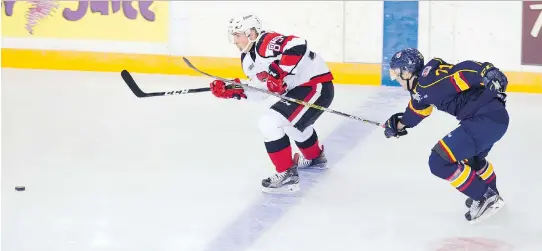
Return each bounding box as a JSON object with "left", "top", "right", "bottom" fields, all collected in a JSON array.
[
  {"left": 121, "top": 70, "right": 212, "bottom": 98},
  {"left": 182, "top": 57, "right": 382, "bottom": 127}
]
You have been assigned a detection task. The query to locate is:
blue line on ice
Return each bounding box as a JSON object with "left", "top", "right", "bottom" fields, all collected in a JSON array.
[{"left": 203, "top": 87, "right": 405, "bottom": 251}]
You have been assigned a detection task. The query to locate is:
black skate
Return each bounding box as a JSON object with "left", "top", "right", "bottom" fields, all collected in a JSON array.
[
  {"left": 294, "top": 147, "right": 327, "bottom": 170},
  {"left": 261, "top": 166, "right": 300, "bottom": 195},
  {"left": 465, "top": 187, "right": 505, "bottom": 223}
]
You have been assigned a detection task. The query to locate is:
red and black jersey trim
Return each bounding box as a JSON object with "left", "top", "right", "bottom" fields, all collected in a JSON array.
[
  {"left": 299, "top": 72, "right": 334, "bottom": 87},
  {"left": 280, "top": 43, "right": 307, "bottom": 74}
]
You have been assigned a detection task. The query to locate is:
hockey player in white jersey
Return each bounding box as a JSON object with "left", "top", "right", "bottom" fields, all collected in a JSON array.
[{"left": 208, "top": 14, "right": 335, "bottom": 194}]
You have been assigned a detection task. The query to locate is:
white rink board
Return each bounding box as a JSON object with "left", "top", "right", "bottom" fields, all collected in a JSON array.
[
  {"left": 2, "top": 1, "right": 541, "bottom": 72},
  {"left": 418, "top": 1, "right": 542, "bottom": 73}
]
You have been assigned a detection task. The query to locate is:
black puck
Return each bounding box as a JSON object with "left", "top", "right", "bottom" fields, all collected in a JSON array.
[{"left": 15, "top": 186, "right": 25, "bottom": 191}]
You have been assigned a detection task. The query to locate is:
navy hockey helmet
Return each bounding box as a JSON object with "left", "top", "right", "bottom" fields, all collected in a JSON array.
[{"left": 389, "top": 48, "right": 425, "bottom": 80}]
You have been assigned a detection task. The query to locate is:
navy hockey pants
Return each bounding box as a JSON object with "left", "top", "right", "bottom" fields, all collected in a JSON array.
[{"left": 428, "top": 105, "right": 509, "bottom": 201}]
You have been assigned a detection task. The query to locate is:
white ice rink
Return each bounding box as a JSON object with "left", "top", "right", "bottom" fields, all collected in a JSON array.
[{"left": 2, "top": 68, "right": 542, "bottom": 251}]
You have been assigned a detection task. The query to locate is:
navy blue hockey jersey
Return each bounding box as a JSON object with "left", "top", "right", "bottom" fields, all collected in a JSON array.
[{"left": 401, "top": 58, "right": 505, "bottom": 128}]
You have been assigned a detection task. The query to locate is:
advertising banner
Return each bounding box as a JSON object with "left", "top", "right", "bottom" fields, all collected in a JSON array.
[
  {"left": 522, "top": 1, "right": 542, "bottom": 65},
  {"left": 1, "top": 0, "right": 168, "bottom": 43}
]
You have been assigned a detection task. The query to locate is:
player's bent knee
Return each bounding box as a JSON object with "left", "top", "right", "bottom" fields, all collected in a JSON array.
[
  {"left": 284, "top": 124, "right": 313, "bottom": 142},
  {"left": 258, "top": 113, "right": 286, "bottom": 141},
  {"left": 431, "top": 142, "right": 455, "bottom": 163},
  {"left": 428, "top": 150, "right": 450, "bottom": 179},
  {"left": 428, "top": 141, "right": 456, "bottom": 178}
]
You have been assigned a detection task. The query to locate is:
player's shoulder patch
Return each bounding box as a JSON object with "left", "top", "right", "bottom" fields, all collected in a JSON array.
[{"left": 421, "top": 65, "right": 432, "bottom": 77}]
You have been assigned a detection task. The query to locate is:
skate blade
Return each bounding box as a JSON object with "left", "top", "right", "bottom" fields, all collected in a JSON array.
[
  {"left": 297, "top": 162, "right": 328, "bottom": 170},
  {"left": 469, "top": 198, "right": 505, "bottom": 224},
  {"left": 262, "top": 184, "right": 300, "bottom": 195}
]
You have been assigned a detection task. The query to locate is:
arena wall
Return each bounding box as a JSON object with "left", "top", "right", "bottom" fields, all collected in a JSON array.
[{"left": 2, "top": 1, "right": 541, "bottom": 92}]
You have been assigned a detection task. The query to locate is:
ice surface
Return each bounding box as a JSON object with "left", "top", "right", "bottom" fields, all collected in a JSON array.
[{"left": 2, "top": 68, "right": 541, "bottom": 251}]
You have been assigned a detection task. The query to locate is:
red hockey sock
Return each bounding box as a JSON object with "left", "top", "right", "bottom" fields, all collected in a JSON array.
[
  {"left": 264, "top": 135, "right": 294, "bottom": 173},
  {"left": 299, "top": 141, "right": 321, "bottom": 160},
  {"left": 296, "top": 129, "right": 321, "bottom": 160},
  {"left": 268, "top": 145, "right": 294, "bottom": 173}
]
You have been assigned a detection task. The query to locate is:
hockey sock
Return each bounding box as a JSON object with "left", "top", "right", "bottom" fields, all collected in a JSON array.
[
  {"left": 475, "top": 161, "right": 498, "bottom": 194},
  {"left": 265, "top": 134, "right": 294, "bottom": 173},
  {"left": 464, "top": 158, "right": 499, "bottom": 195},
  {"left": 295, "top": 129, "right": 321, "bottom": 160},
  {"left": 429, "top": 150, "right": 488, "bottom": 201}
]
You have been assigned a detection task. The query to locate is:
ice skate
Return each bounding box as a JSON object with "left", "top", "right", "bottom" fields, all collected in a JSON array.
[
  {"left": 465, "top": 197, "right": 474, "bottom": 208},
  {"left": 465, "top": 191, "right": 503, "bottom": 208},
  {"left": 465, "top": 187, "right": 505, "bottom": 223},
  {"left": 294, "top": 147, "right": 327, "bottom": 170},
  {"left": 261, "top": 165, "right": 300, "bottom": 195}
]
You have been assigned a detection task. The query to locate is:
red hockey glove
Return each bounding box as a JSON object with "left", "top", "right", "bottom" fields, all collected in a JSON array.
[
  {"left": 265, "top": 62, "right": 288, "bottom": 94},
  {"left": 209, "top": 78, "right": 246, "bottom": 100}
]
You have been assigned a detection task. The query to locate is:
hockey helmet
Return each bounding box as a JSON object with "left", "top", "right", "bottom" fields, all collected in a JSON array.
[
  {"left": 228, "top": 14, "right": 262, "bottom": 44},
  {"left": 389, "top": 48, "right": 425, "bottom": 81}
]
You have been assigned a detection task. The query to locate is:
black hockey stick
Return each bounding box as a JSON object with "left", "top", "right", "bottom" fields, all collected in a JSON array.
[
  {"left": 121, "top": 70, "right": 212, "bottom": 98},
  {"left": 182, "top": 57, "right": 383, "bottom": 127}
]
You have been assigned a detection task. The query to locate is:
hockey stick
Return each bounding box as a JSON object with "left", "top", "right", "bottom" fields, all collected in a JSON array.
[
  {"left": 121, "top": 70, "right": 212, "bottom": 98},
  {"left": 182, "top": 57, "right": 382, "bottom": 127}
]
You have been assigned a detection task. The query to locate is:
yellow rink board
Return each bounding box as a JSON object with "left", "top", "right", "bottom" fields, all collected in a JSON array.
[{"left": 1, "top": 48, "right": 541, "bottom": 93}]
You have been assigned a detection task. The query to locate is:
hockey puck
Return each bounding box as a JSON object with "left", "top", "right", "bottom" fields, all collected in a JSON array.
[{"left": 15, "top": 186, "right": 25, "bottom": 191}]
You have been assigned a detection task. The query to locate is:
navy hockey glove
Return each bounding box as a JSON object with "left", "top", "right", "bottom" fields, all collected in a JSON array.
[
  {"left": 480, "top": 63, "right": 508, "bottom": 93},
  {"left": 384, "top": 113, "right": 408, "bottom": 138}
]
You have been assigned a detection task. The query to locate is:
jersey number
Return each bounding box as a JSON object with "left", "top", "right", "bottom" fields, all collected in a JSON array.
[
  {"left": 268, "top": 36, "right": 285, "bottom": 52},
  {"left": 435, "top": 64, "right": 453, "bottom": 76}
]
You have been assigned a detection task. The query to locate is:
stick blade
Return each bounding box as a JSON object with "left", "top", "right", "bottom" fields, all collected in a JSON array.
[{"left": 121, "top": 70, "right": 147, "bottom": 98}]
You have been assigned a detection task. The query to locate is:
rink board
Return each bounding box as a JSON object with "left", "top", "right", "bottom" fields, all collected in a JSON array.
[
  {"left": 2, "top": 47, "right": 541, "bottom": 93},
  {"left": 1, "top": 1, "right": 541, "bottom": 92},
  {"left": 0, "top": 48, "right": 382, "bottom": 86}
]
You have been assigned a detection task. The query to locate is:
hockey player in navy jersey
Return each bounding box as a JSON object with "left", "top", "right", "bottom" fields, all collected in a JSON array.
[
  {"left": 383, "top": 48, "right": 509, "bottom": 223},
  {"left": 207, "top": 14, "right": 334, "bottom": 194}
]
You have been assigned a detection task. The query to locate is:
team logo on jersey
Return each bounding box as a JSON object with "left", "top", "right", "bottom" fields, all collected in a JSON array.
[
  {"left": 412, "top": 93, "right": 421, "bottom": 101},
  {"left": 422, "top": 66, "right": 432, "bottom": 77},
  {"left": 411, "top": 92, "right": 428, "bottom": 102}
]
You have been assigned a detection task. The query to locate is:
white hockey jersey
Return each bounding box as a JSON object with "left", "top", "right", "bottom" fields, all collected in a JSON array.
[{"left": 239, "top": 31, "right": 334, "bottom": 101}]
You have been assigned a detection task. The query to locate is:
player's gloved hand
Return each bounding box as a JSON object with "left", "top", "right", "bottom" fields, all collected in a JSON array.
[
  {"left": 384, "top": 113, "right": 408, "bottom": 138},
  {"left": 265, "top": 62, "right": 288, "bottom": 94},
  {"left": 480, "top": 62, "right": 508, "bottom": 93},
  {"left": 210, "top": 78, "right": 246, "bottom": 100}
]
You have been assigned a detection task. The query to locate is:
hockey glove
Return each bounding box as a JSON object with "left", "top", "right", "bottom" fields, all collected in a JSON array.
[
  {"left": 480, "top": 62, "right": 508, "bottom": 93},
  {"left": 384, "top": 112, "right": 408, "bottom": 138},
  {"left": 265, "top": 62, "right": 288, "bottom": 94},
  {"left": 210, "top": 79, "right": 246, "bottom": 100}
]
